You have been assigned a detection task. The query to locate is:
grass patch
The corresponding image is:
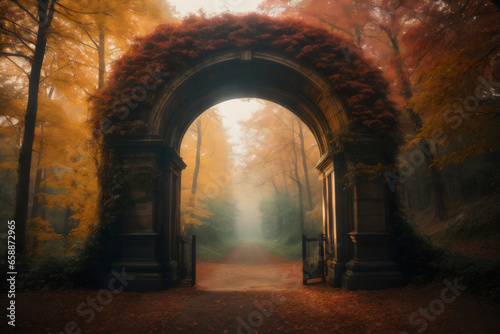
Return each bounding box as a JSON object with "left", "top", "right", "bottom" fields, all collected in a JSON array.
[
  {"left": 257, "top": 236, "right": 302, "bottom": 260},
  {"left": 196, "top": 237, "right": 240, "bottom": 262}
]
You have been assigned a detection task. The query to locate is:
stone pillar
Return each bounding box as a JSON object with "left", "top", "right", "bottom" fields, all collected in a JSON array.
[
  {"left": 340, "top": 135, "right": 404, "bottom": 290},
  {"left": 158, "top": 147, "right": 186, "bottom": 284},
  {"left": 109, "top": 138, "right": 185, "bottom": 291},
  {"left": 316, "top": 152, "right": 352, "bottom": 287}
]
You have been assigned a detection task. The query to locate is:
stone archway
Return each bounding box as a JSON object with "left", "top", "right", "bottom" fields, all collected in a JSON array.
[{"left": 93, "top": 14, "right": 403, "bottom": 291}]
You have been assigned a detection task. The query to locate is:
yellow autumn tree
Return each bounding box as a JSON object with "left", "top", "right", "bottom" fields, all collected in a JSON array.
[
  {"left": 0, "top": 0, "right": 177, "bottom": 255},
  {"left": 180, "top": 107, "right": 234, "bottom": 233}
]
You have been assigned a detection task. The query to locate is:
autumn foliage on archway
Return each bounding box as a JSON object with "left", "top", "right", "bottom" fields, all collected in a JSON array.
[{"left": 93, "top": 13, "right": 399, "bottom": 139}]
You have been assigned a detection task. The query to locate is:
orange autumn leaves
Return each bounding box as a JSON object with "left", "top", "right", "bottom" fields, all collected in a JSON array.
[{"left": 93, "top": 13, "right": 399, "bottom": 140}]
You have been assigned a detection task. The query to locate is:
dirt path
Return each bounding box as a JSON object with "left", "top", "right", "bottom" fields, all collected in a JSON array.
[
  {"left": 3, "top": 241, "right": 500, "bottom": 333},
  {"left": 196, "top": 240, "right": 301, "bottom": 291}
]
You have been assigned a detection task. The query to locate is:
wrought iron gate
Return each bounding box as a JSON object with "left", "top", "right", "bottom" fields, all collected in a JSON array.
[
  {"left": 177, "top": 235, "right": 196, "bottom": 286},
  {"left": 302, "top": 234, "right": 326, "bottom": 285}
]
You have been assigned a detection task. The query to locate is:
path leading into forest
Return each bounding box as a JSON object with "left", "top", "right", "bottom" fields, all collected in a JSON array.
[
  {"left": 196, "top": 240, "right": 301, "bottom": 291},
  {"left": 5, "top": 241, "right": 500, "bottom": 334}
]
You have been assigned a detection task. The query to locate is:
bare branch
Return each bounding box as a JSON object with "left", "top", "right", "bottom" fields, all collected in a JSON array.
[
  {"left": 55, "top": 2, "right": 101, "bottom": 15},
  {"left": 40, "top": 63, "right": 69, "bottom": 83},
  {"left": 9, "top": 0, "right": 39, "bottom": 23},
  {"left": 461, "top": 43, "right": 500, "bottom": 77},
  {"left": 409, "top": 39, "right": 440, "bottom": 77},
  {"left": 0, "top": 15, "right": 38, "bottom": 36},
  {"left": 0, "top": 28, "right": 36, "bottom": 54},
  {"left": 48, "top": 30, "right": 97, "bottom": 50},
  {"left": 52, "top": 8, "right": 85, "bottom": 25},
  {"left": 5, "top": 55, "right": 30, "bottom": 78},
  {"left": 318, "top": 17, "right": 355, "bottom": 37},
  {"left": 0, "top": 52, "right": 33, "bottom": 62},
  {"left": 84, "top": 30, "right": 99, "bottom": 49},
  {"left": 61, "top": 50, "right": 94, "bottom": 98}
]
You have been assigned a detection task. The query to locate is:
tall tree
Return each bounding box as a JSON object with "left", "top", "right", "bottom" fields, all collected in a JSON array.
[
  {"left": 30, "top": 123, "right": 43, "bottom": 220},
  {"left": 298, "top": 118, "right": 313, "bottom": 211},
  {"left": 190, "top": 117, "right": 202, "bottom": 207},
  {"left": 404, "top": 0, "right": 500, "bottom": 167},
  {"left": 10, "top": 0, "right": 57, "bottom": 258},
  {"left": 2, "top": 0, "right": 177, "bottom": 256},
  {"left": 289, "top": 123, "right": 305, "bottom": 236},
  {"left": 73, "top": 0, "right": 175, "bottom": 90},
  {"left": 180, "top": 108, "right": 233, "bottom": 232}
]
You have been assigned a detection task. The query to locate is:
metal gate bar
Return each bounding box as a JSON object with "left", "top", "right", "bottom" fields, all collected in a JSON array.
[
  {"left": 177, "top": 235, "right": 196, "bottom": 286},
  {"left": 302, "top": 234, "right": 326, "bottom": 285}
]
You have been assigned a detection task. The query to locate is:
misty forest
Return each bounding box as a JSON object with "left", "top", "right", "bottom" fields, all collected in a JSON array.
[{"left": 1, "top": 1, "right": 500, "bottom": 333}]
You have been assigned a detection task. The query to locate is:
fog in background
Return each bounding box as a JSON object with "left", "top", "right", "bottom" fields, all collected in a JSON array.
[
  {"left": 168, "top": 0, "right": 263, "bottom": 17},
  {"left": 180, "top": 98, "right": 323, "bottom": 242},
  {"left": 216, "top": 99, "right": 265, "bottom": 240}
]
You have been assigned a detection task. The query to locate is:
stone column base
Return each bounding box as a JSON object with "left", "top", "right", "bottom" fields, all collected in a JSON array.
[
  {"left": 342, "top": 260, "right": 405, "bottom": 290},
  {"left": 326, "top": 259, "right": 346, "bottom": 287}
]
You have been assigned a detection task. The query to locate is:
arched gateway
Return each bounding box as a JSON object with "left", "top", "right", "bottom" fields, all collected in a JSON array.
[{"left": 93, "top": 14, "right": 404, "bottom": 291}]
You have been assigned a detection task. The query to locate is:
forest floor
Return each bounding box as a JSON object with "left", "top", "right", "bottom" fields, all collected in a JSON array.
[{"left": 4, "top": 240, "right": 500, "bottom": 334}]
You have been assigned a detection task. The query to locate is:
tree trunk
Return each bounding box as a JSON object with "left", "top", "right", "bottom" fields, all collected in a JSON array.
[
  {"left": 278, "top": 157, "right": 291, "bottom": 230},
  {"left": 426, "top": 155, "right": 447, "bottom": 219},
  {"left": 30, "top": 155, "right": 43, "bottom": 219},
  {"left": 98, "top": 28, "right": 105, "bottom": 90},
  {"left": 40, "top": 169, "right": 46, "bottom": 220},
  {"left": 190, "top": 117, "right": 202, "bottom": 207},
  {"left": 291, "top": 139, "right": 305, "bottom": 236},
  {"left": 281, "top": 160, "right": 289, "bottom": 195},
  {"left": 408, "top": 112, "right": 447, "bottom": 219},
  {"left": 354, "top": 26, "right": 362, "bottom": 47},
  {"left": 270, "top": 179, "right": 284, "bottom": 236},
  {"left": 31, "top": 88, "right": 54, "bottom": 219},
  {"left": 270, "top": 177, "right": 279, "bottom": 195},
  {"left": 13, "top": 0, "right": 55, "bottom": 258},
  {"left": 298, "top": 120, "right": 313, "bottom": 211},
  {"left": 296, "top": 178, "right": 304, "bottom": 235}
]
